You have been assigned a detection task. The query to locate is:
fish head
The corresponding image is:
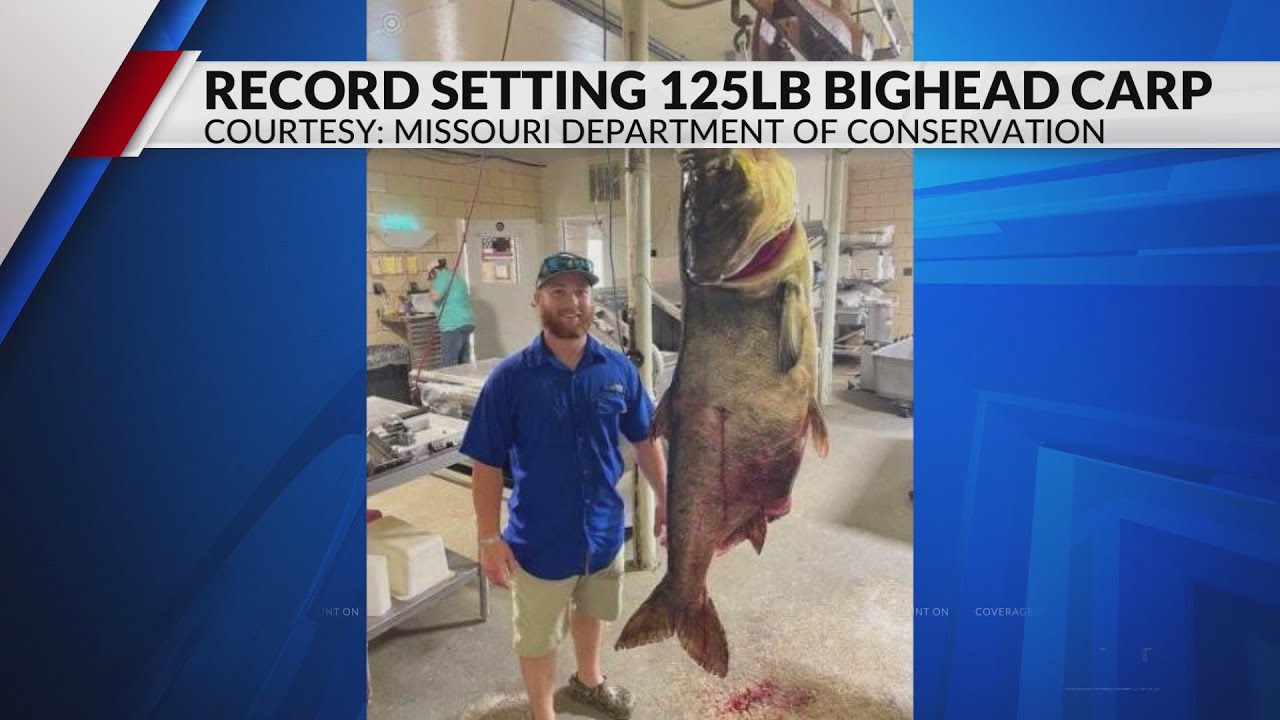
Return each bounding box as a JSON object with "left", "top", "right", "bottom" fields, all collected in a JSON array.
[{"left": 678, "top": 149, "right": 799, "bottom": 288}]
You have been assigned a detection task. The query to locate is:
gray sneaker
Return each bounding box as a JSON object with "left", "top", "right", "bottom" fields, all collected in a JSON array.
[{"left": 566, "top": 673, "right": 634, "bottom": 720}]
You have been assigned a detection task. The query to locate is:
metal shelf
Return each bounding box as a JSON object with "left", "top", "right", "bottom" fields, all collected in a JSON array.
[
  {"left": 841, "top": 242, "right": 891, "bottom": 253},
  {"left": 837, "top": 277, "right": 894, "bottom": 290},
  {"left": 379, "top": 313, "right": 443, "bottom": 373},
  {"left": 367, "top": 448, "right": 464, "bottom": 496},
  {"left": 367, "top": 548, "right": 486, "bottom": 642},
  {"left": 366, "top": 451, "right": 490, "bottom": 699}
]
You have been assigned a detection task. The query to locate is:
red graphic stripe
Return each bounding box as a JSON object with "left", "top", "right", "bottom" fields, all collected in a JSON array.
[{"left": 68, "top": 50, "right": 182, "bottom": 158}]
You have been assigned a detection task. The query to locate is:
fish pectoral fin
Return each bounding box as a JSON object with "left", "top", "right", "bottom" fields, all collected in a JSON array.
[
  {"left": 777, "top": 278, "right": 805, "bottom": 373},
  {"left": 651, "top": 389, "right": 675, "bottom": 440},
  {"left": 808, "top": 396, "right": 830, "bottom": 458},
  {"left": 721, "top": 513, "right": 769, "bottom": 555},
  {"left": 745, "top": 515, "right": 768, "bottom": 554}
]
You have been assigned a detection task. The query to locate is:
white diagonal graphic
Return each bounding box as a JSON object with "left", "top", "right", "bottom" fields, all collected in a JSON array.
[
  {"left": 124, "top": 50, "right": 202, "bottom": 157},
  {"left": 0, "top": 0, "right": 162, "bottom": 262}
]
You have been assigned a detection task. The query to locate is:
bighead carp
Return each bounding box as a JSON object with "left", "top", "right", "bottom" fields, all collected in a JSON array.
[{"left": 616, "top": 149, "right": 828, "bottom": 677}]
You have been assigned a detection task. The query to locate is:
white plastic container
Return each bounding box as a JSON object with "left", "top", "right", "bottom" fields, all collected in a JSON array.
[
  {"left": 871, "top": 337, "right": 914, "bottom": 403},
  {"left": 367, "top": 554, "right": 393, "bottom": 616},
  {"left": 367, "top": 516, "right": 452, "bottom": 600}
]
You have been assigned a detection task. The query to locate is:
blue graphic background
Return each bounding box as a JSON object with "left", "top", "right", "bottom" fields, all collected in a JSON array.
[
  {"left": 0, "top": 0, "right": 367, "bottom": 718},
  {"left": 915, "top": 2, "right": 1280, "bottom": 718}
]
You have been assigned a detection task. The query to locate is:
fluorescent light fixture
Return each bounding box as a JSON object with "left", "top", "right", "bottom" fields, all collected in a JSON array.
[{"left": 380, "top": 213, "right": 421, "bottom": 231}]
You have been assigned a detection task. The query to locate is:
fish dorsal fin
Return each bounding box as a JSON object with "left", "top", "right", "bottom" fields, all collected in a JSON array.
[
  {"left": 808, "top": 396, "right": 830, "bottom": 458},
  {"left": 777, "top": 278, "right": 805, "bottom": 373}
]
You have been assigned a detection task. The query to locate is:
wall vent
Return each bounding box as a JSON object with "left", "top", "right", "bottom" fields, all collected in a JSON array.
[{"left": 588, "top": 162, "right": 622, "bottom": 204}]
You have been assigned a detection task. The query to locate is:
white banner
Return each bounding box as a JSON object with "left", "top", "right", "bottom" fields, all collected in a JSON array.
[{"left": 144, "top": 62, "right": 1280, "bottom": 149}]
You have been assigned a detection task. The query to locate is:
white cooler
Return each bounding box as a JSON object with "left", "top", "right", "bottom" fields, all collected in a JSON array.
[
  {"left": 367, "top": 554, "right": 393, "bottom": 616},
  {"left": 367, "top": 516, "right": 452, "bottom": 600}
]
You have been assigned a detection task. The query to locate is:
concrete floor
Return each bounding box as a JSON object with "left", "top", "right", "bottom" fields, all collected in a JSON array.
[{"left": 368, "top": 373, "right": 913, "bottom": 720}]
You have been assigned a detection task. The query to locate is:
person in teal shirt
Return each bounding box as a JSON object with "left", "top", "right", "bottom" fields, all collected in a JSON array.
[{"left": 429, "top": 259, "right": 476, "bottom": 366}]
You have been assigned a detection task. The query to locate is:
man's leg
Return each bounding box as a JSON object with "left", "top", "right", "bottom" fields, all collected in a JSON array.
[
  {"left": 564, "top": 551, "right": 633, "bottom": 719},
  {"left": 570, "top": 607, "right": 605, "bottom": 687},
  {"left": 459, "top": 328, "right": 473, "bottom": 363},
  {"left": 438, "top": 329, "right": 461, "bottom": 367},
  {"left": 513, "top": 566, "right": 574, "bottom": 720},
  {"left": 519, "top": 653, "right": 558, "bottom": 720}
]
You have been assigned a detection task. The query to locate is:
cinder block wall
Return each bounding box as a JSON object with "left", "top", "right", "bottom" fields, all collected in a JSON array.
[
  {"left": 366, "top": 150, "right": 545, "bottom": 346},
  {"left": 845, "top": 155, "right": 913, "bottom": 337}
]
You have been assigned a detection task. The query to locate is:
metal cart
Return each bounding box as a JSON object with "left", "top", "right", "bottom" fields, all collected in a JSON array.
[{"left": 365, "top": 398, "right": 489, "bottom": 695}]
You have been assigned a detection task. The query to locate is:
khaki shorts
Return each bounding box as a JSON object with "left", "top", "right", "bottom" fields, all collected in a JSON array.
[{"left": 511, "top": 552, "right": 625, "bottom": 658}]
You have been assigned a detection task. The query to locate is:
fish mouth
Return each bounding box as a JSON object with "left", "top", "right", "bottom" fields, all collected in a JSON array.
[{"left": 721, "top": 222, "right": 788, "bottom": 281}]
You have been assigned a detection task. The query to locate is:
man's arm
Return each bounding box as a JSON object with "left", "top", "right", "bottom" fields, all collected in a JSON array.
[
  {"left": 472, "top": 460, "right": 518, "bottom": 588},
  {"left": 429, "top": 271, "right": 446, "bottom": 303},
  {"left": 472, "top": 460, "right": 505, "bottom": 540},
  {"left": 631, "top": 438, "right": 669, "bottom": 544},
  {"left": 459, "top": 365, "right": 518, "bottom": 588}
]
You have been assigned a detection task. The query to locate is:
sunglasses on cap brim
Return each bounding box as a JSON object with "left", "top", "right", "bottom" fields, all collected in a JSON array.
[{"left": 541, "top": 254, "right": 593, "bottom": 275}]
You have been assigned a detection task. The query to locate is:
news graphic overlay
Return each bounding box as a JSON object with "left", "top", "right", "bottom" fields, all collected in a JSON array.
[
  {"left": 911, "top": 1, "right": 1280, "bottom": 719},
  {"left": 0, "top": 0, "right": 368, "bottom": 718},
  {"left": 101, "top": 61, "right": 1280, "bottom": 150}
]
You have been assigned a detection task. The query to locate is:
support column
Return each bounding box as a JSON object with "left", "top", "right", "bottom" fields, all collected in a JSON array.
[
  {"left": 623, "top": 0, "right": 658, "bottom": 570},
  {"left": 819, "top": 150, "right": 847, "bottom": 405}
]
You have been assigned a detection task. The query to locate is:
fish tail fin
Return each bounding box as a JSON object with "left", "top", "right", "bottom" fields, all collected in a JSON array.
[
  {"left": 678, "top": 593, "right": 730, "bottom": 678},
  {"left": 615, "top": 579, "right": 730, "bottom": 678},
  {"left": 615, "top": 578, "right": 679, "bottom": 650}
]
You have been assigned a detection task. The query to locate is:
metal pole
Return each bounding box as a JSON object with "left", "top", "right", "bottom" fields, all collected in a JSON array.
[
  {"left": 623, "top": 0, "right": 658, "bottom": 571},
  {"left": 819, "top": 150, "right": 847, "bottom": 405}
]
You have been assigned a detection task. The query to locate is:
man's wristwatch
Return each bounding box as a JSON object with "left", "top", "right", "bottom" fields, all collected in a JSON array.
[{"left": 478, "top": 534, "right": 502, "bottom": 547}]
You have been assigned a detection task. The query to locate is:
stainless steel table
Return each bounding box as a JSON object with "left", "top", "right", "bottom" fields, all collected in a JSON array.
[{"left": 366, "top": 447, "right": 464, "bottom": 496}]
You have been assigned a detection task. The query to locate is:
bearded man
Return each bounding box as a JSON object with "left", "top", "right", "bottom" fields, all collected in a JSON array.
[{"left": 459, "top": 252, "right": 668, "bottom": 720}]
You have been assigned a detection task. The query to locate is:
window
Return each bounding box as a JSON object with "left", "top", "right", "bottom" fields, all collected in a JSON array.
[{"left": 588, "top": 162, "right": 622, "bottom": 204}]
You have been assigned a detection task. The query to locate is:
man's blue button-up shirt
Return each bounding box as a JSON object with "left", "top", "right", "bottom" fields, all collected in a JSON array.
[{"left": 460, "top": 333, "right": 655, "bottom": 580}]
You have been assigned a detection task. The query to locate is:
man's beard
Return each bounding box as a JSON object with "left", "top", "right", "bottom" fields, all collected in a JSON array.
[{"left": 540, "top": 305, "right": 592, "bottom": 339}]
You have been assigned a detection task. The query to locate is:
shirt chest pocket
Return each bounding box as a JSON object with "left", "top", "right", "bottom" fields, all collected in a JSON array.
[{"left": 595, "top": 383, "right": 627, "bottom": 416}]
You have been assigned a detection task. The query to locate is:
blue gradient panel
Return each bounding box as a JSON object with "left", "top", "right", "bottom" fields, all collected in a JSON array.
[
  {"left": 0, "top": 1, "right": 366, "bottom": 719},
  {"left": 915, "top": 2, "right": 1280, "bottom": 718},
  {"left": 0, "top": 159, "right": 109, "bottom": 342},
  {"left": 135, "top": 0, "right": 210, "bottom": 50}
]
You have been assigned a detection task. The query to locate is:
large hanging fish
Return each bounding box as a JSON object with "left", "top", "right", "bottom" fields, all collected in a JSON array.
[{"left": 615, "top": 149, "right": 828, "bottom": 677}]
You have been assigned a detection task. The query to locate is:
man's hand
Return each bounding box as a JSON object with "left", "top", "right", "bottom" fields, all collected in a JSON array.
[
  {"left": 480, "top": 538, "right": 519, "bottom": 589},
  {"left": 631, "top": 437, "right": 669, "bottom": 548}
]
